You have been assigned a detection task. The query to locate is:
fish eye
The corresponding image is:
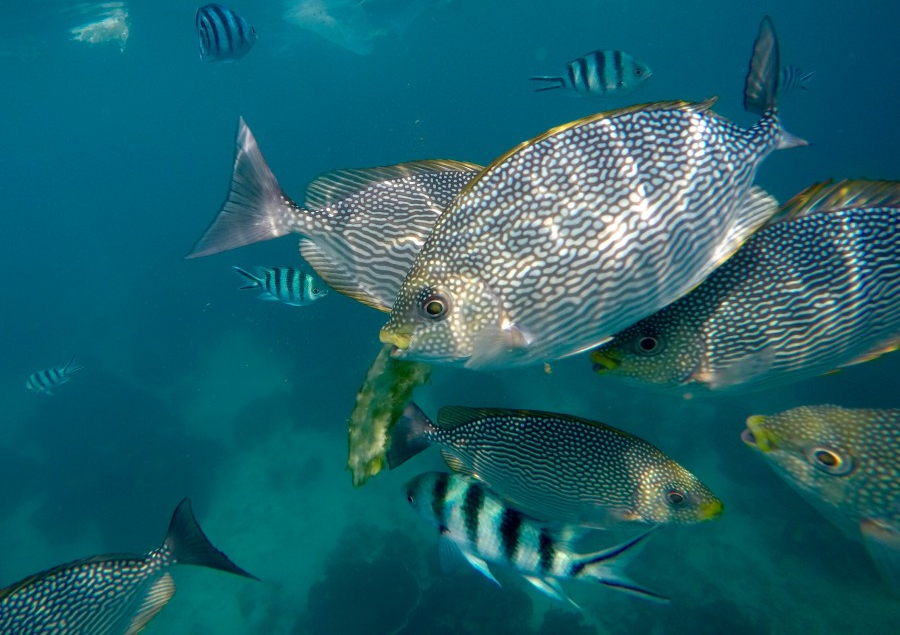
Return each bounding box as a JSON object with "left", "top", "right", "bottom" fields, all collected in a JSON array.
[
  {"left": 312, "top": 288, "right": 319, "bottom": 294},
  {"left": 807, "top": 446, "right": 854, "bottom": 476},
  {"left": 418, "top": 290, "right": 451, "bottom": 321},
  {"left": 406, "top": 492, "right": 415, "bottom": 504},
  {"left": 635, "top": 68, "right": 643, "bottom": 76},
  {"left": 664, "top": 488, "right": 687, "bottom": 507},
  {"left": 633, "top": 335, "right": 662, "bottom": 355}
]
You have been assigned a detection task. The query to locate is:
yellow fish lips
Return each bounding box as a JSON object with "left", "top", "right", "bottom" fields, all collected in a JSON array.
[
  {"left": 742, "top": 415, "right": 780, "bottom": 453},
  {"left": 379, "top": 325, "right": 413, "bottom": 350},
  {"left": 699, "top": 498, "right": 725, "bottom": 520},
  {"left": 591, "top": 348, "right": 622, "bottom": 372}
]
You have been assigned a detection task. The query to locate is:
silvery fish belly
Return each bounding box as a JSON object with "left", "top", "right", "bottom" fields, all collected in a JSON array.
[
  {"left": 388, "top": 403, "right": 723, "bottom": 527},
  {"left": 591, "top": 180, "right": 900, "bottom": 392},
  {"left": 742, "top": 405, "right": 900, "bottom": 591}
]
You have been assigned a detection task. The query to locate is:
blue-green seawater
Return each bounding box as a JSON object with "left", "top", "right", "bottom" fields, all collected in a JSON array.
[{"left": 1, "top": 1, "right": 898, "bottom": 633}]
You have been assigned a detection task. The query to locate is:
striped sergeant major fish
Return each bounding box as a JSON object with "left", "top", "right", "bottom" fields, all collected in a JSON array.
[
  {"left": 778, "top": 65, "right": 816, "bottom": 97},
  {"left": 530, "top": 49, "right": 652, "bottom": 97},
  {"left": 405, "top": 472, "right": 669, "bottom": 608},
  {"left": 186, "top": 117, "right": 481, "bottom": 313},
  {"left": 380, "top": 16, "right": 806, "bottom": 370},
  {"left": 233, "top": 265, "right": 328, "bottom": 306},
  {"left": 0, "top": 499, "right": 258, "bottom": 635},
  {"left": 26, "top": 355, "right": 84, "bottom": 395},
  {"left": 196, "top": 4, "right": 257, "bottom": 62}
]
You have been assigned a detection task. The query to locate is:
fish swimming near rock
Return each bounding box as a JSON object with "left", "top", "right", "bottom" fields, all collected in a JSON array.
[
  {"left": 26, "top": 355, "right": 85, "bottom": 395},
  {"left": 196, "top": 4, "right": 257, "bottom": 62},
  {"left": 405, "top": 471, "right": 670, "bottom": 607},
  {"left": 591, "top": 179, "right": 900, "bottom": 392},
  {"left": 742, "top": 405, "right": 900, "bottom": 592},
  {"left": 389, "top": 403, "right": 723, "bottom": 528},
  {"left": 380, "top": 16, "right": 805, "bottom": 370},
  {"left": 186, "top": 117, "right": 481, "bottom": 312},
  {"left": 233, "top": 265, "right": 328, "bottom": 306},
  {"left": 530, "top": 49, "right": 652, "bottom": 97},
  {"left": 0, "top": 499, "right": 258, "bottom": 634}
]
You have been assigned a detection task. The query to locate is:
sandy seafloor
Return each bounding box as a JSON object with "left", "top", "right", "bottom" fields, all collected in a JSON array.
[{"left": 1, "top": 0, "right": 899, "bottom": 633}]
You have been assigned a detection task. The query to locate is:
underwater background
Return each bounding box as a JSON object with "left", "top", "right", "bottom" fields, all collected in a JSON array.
[{"left": 1, "top": 0, "right": 899, "bottom": 632}]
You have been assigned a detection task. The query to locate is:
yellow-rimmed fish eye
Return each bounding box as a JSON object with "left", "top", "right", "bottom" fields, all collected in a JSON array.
[
  {"left": 418, "top": 289, "right": 451, "bottom": 321},
  {"left": 806, "top": 446, "right": 854, "bottom": 476},
  {"left": 664, "top": 487, "right": 688, "bottom": 507},
  {"left": 633, "top": 334, "right": 662, "bottom": 356}
]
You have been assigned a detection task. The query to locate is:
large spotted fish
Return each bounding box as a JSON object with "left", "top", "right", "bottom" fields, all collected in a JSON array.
[
  {"left": 380, "top": 16, "right": 805, "bottom": 369},
  {"left": 405, "top": 471, "right": 669, "bottom": 607},
  {"left": 186, "top": 117, "right": 481, "bottom": 312},
  {"left": 388, "top": 403, "right": 722, "bottom": 528},
  {"left": 0, "top": 499, "right": 257, "bottom": 634},
  {"left": 742, "top": 405, "right": 900, "bottom": 592},
  {"left": 591, "top": 180, "right": 900, "bottom": 392}
]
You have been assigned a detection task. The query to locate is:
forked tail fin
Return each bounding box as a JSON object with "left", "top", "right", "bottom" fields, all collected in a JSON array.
[
  {"left": 164, "top": 498, "right": 259, "bottom": 580},
  {"left": 186, "top": 117, "right": 304, "bottom": 259},
  {"left": 570, "top": 528, "right": 669, "bottom": 603}
]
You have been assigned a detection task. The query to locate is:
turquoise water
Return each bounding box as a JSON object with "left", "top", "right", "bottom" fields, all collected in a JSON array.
[{"left": 1, "top": 1, "right": 899, "bottom": 633}]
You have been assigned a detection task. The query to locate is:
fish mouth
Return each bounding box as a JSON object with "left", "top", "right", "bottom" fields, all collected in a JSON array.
[
  {"left": 742, "top": 415, "right": 778, "bottom": 452},
  {"left": 590, "top": 348, "right": 622, "bottom": 372},
  {"left": 380, "top": 326, "right": 412, "bottom": 350},
  {"left": 699, "top": 499, "right": 724, "bottom": 520}
]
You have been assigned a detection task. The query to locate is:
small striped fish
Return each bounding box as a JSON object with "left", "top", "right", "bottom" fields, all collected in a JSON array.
[
  {"left": 778, "top": 65, "right": 816, "bottom": 97},
  {"left": 591, "top": 180, "right": 900, "bottom": 392},
  {"left": 531, "top": 49, "right": 652, "bottom": 97},
  {"left": 187, "top": 117, "right": 481, "bottom": 312},
  {"left": 26, "top": 355, "right": 84, "bottom": 395},
  {"left": 381, "top": 16, "right": 805, "bottom": 369},
  {"left": 405, "top": 472, "right": 669, "bottom": 607},
  {"left": 742, "top": 406, "right": 900, "bottom": 591},
  {"left": 389, "top": 403, "right": 723, "bottom": 527},
  {"left": 196, "top": 4, "right": 257, "bottom": 62},
  {"left": 232, "top": 266, "right": 327, "bottom": 306},
  {"left": 0, "top": 499, "right": 257, "bottom": 635}
]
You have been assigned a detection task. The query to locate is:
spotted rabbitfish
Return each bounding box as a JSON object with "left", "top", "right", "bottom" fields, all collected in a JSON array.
[
  {"left": 187, "top": 118, "right": 481, "bottom": 312},
  {"left": 26, "top": 354, "right": 84, "bottom": 395},
  {"left": 389, "top": 403, "right": 722, "bottom": 528},
  {"left": 530, "top": 49, "right": 652, "bottom": 97},
  {"left": 591, "top": 180, "right": 900, "bottom": 392},
  {"left": 233, "top": 265, "right": 328, "bottom": 306},
  {"left": 742, "top": 406, "right": 900, "bottom": 592},
  {"left": 380, "top": 16, "right": 805, "bottom": 370},
  {"left": 405, "top": 472, "right": 669, "bottom": 607},
  {"left": 0, "top": 499, "right": 257, "bottom": 634},
  {"left": 196, "top": 4, "right": 257, "bottom": 62}
]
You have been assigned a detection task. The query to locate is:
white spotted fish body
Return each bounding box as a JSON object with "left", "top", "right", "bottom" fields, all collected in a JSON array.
[
  {"left": 591, "top": 180, "right": 900, "bottom": 392},
  {"left": 405, "top": 472, "right": 669, "bottom": 606},
  {"left": 381, "top": 17, "right": 804, "bottom": 369},
  {"left": 742, "top": 406, "right": 900, "bottom": 591},
  {"left": 187, "top": 118, "right": 480, "bottom": 312}
]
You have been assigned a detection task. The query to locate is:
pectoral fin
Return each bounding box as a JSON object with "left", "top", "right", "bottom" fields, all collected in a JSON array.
[{"left": 860, "top": 518, "right": 900, "bottom": 592}]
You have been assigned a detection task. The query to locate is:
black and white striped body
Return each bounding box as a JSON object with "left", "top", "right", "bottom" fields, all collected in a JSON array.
[
  {"left": 187, "top": 118, "right": 481, "bottom": 313},
  {"left": 196, "top": 4, "right": 257, "bottom": 62},
  {"left": 778, "top": 65, "right": 816, "bottom": 97},
  {"left": 531, "top": 49, "right": 652, "bottom": 97},
  {"left": 26, "top": 355, "right": 84, "bottom": 395},
  {"left": 405, "top": 472, "right": 668, "bottom": 604},
  {"left": 232, "top": 266, "right": 326, "bottom": 307},
  {"left": 592, "top": 180, "right": 900, "bottom": 392}
]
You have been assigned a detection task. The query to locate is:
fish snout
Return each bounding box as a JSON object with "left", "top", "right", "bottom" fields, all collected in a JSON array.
[
  {"left": 380, "top": 325, "right": 413, "bottom": 350},
  {"left": 742, "top": 415, "right": 778, "bottom": 452},
  {"left": 700, "top": 499, "right": 724, "bottom": 520},
  {"left": 591, "top": 348, "right": 622, "bottom": 373}
]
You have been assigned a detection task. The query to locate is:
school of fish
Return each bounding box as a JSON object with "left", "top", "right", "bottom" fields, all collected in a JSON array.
[{"left": 11, "top": 8, "right": 900, "bottom": 634}]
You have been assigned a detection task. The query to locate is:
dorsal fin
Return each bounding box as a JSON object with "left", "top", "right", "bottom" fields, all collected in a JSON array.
[
  {"left": 775, "top": 179, "right": 900, "bottom": 222},
  {"left": 304, "top": 159, "right": 483, "bottom": 209}
]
